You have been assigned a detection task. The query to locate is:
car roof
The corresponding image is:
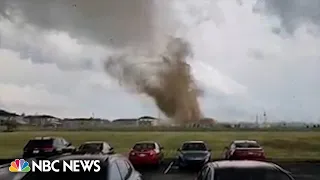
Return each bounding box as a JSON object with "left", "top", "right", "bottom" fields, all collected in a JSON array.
[
  {"left": 135, "top": 141, "right": 157, "bottom": 144},
  {"left": 51, "top": 154, "right": 126, "bottom": 162},
  {"left": 209, "top": 160, "right": 278, "bottom": 169},
  {"left": 183, "top": 141, "right": 205, "bottom": 144},
  {"left": 32, "top": 136, "right": 58, "bottom": 140},
  {"left": 233, "top": 140, "right": 258, "bottom": 144},
  {"left": 82, "top": 141, "right": 106, "bottom": 144}
]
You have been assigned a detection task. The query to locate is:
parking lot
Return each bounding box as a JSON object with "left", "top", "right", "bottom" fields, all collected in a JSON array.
[
  {"left": 2, "top": 159, "right": 319, "bottom": 180},
  {"left": 138, "top": 160, "right": 320, "bottom": 180}
]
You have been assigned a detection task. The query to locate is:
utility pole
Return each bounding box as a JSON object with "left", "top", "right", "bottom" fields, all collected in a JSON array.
[{"left": 263, "top": 111, "right": 267, "bottom": 125}]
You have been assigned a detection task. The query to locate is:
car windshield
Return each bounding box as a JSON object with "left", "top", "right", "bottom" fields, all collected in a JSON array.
[
  {"left": 24, "top": 140, "right": 53, "bottom": 148},
  {"left": 78, "top": 143, "right": 103, "bottom": 152},
  {"left": 235, "top": 142, "right": 261, "bottom": 148},
  {"left": 133, "top": 143, "right": 155, "bottom": 150},
  {"left": 182, "top": 143, "right": 207, "bottom": 151},
  {"left": 21, "top": 162, "right": 106, "bottom": 180},
  {"left": 214, "top": 168, "right": 292, "bottom": 180}
]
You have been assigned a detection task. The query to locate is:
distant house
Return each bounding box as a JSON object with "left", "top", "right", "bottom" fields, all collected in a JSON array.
[
  {"left": 187, "top": 117, "right": 217, "bottom": 128},
  {"left": 137, "top": 116, "right": 160, "bottom": 126},
  {"left": 111, "top": 118, "right": 138, "bottom": 127},
  {"left": 0, "top": 109, "right": 27, "bottom": 125},
  {"left": 199, "top": 118, "right": 217, "bottom": 127},
  {"left": 237, "top": 122, "right": 259, "bottom": 128},
  {"left": 24, "top": 115, "right": 61, "bottom": 127},
  {"left": 61, "top": 118, "right": 110, "bottom": 129}
]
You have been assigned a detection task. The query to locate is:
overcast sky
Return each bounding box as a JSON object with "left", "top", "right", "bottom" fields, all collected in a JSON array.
[{"left": 0, "top": 0, "right": 320, "bottom": 122}]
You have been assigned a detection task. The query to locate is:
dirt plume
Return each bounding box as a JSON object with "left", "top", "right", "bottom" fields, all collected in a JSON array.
[{"left": 104, "top": 37, "right": 203, "bottom": 124}]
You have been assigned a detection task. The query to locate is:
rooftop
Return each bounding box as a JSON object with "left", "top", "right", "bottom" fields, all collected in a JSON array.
[
  {"left": 135, "top": 141, "right": 157, "bottom": 144},
  {"left": 54, "top": 154, "right": 110, "bottom": 162},
  {"left": 210, "top": 160, "right": 277, "bottom": 169},
  {"left": 183, "top": 140, "right": 205, "bottom": 144},
  {"left": 82, "top": 141, "right": 106, "bottom": 144},
  {"left": 233, "top": 140, "right": 258, "bottom": 144}
]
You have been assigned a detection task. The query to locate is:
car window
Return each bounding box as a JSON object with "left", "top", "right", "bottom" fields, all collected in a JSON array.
[
  {"left": 198, "top": 166, "right": 209, "bottom": 180},
  {"left": 133, "top": 143, "right": 155, "bottom": 150},
  {"left": 108, "top": 161, "right": 122, "bottom": 180},
  {"left": 182, "top": 143, "right": 207, "bottom": 151},
  {"left": 230, "top": 143, "right": 236, "bottom": 149},
  {"left": 57, "top": 139, "right": 65, "bottom": 146},
  {"left": 116, "top": 159, "right": 130, "bottom": 179},
  {"left": 104, "top": 143, "right": 110, "bottom": 149},
  {"left": 214, "top": 168, "right": 292, "bottom": 180},
  {"left": 79, "top": 143, "right": 103, "bottom": 151},
  {"left": 235, "top": 142, "right": 260, "bottom": 148},
  {"left": 265, "top": 171, "right": 293, "bottom": 180},
  {"left": 61, "top": 139, "right": 69, "bottom": 146},
  {"left": 206, "top": 167, "right": 213, "bottom": 180},
  {"left": 24, "top": 140, "right": 53, "bottom": 149},
  {"left": 124, "top": 160, "right": 133, "bottom": 174}
]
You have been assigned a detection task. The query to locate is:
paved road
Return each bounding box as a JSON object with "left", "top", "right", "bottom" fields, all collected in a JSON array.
[{"left": 1, "top": 159, "right": 319, "bottom": 180}]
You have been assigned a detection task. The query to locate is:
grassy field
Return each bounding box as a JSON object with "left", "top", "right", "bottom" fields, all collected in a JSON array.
[{"left": 0, "top": 131, "right": 320, "bottom": 160}]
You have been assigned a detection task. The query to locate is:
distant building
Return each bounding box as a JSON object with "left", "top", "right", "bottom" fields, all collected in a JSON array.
[
  {"left": 111, "top": 118, "right": 138, "bottom": 127},
  {"left": 0, "top": 110, "right": 27, "bottom": 125},
  {"left": 61, "top": 118, "right": 110, "bottom": 129},
  {"left": 137, "top": 116, "right": 160, "bottom": 126},
  {"left": 24, "top": 115, "right": 61, "bottom": 127},
  {"left": 187, "top": 117, "right": 217, "bottom": 128},
  {"left": 237, "top": 122, "right": 259, "bottom": 128}
]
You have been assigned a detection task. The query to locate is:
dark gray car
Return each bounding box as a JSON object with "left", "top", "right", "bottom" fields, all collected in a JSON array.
[
  {"left": 196, "top": 160, "right": 295, "bottom": 180},
  {"left": 23, "top": 137, "right": 75, "bottom": 158},
  {"left": 177, "top": 141, "right": 212, "bottom": 169}
]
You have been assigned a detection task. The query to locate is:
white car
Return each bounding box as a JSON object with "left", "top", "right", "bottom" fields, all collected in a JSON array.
[{"left": 75, "top": 141, "right": 115, "bottom": 155}]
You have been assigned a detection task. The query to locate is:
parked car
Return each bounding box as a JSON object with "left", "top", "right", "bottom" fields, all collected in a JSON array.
[
  {"left": 128, "top": 141, "right": 164, "bottom": 167},
  {"left": 74, "top": 141, "right": 115, "bottom": 155},
  {"left": 223, "top": 140, "right": 266, "bottom": 161},
  {"left": 177, "top": 141, "right": 211, "bottom": 169},
  {"left": 20, "top": 154, "right": 143, "bottom": 180},
  {"left": 22, "top": 136, "right": 75, "bottom": 158},
  {"left": 196, "top": 160, "right": 295, "bottom": 180}
]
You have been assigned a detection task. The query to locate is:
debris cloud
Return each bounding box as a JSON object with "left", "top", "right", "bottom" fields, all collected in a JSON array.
[{"left": 104, "top": 37, "right": 203, "bottom": 124}]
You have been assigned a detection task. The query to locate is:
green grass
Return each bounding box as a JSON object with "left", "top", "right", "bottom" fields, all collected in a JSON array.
[{"left": 1, "top": 131, "right": 320, "bottom": 160}]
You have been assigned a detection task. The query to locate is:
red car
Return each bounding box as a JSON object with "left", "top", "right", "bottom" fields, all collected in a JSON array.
[
  {"left": 223, "top": 140, "right": 266, "bottom": 161},
  {"left": 128, "top": 141, "right": 164, "bottom": 167}
]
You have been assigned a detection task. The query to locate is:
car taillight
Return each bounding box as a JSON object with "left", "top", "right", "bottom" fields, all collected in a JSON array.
[
  {"left": 130, "top": 151, "right": 136, "bottom": 156},
  {"left": 42, "top": 146, "right": 54, "bottom": 152},
  {"left": 149, "top": 150, "right": 156, "bottom": 156}
]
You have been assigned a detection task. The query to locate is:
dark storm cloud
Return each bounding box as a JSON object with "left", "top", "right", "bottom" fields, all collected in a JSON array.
[
  {"left": 0, "top": 0, "right": 157, "bottom": 48},
  {"left": 254, "top": 0, "right": 320, "bottom": 34},
  {"left": 0, "top": 29, "right": 95, "bottom": 71}
]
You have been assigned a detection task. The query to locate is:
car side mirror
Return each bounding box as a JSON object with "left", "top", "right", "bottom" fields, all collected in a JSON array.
[
  {"left": 224, "top": 146, "right": 228, "bottom": 150},
  {"left": 110, "top": 147, "right": 114, "bottom": 151},
  {"left": 160, "top": 147, "right": 164, "bottom": 150},
  {"left": 208, "top": 149, "right": 212, "bottom": 152},
  {"left": 67, "top": 143, "right": 72, "bottom": 146},
  {"left": 177, "top": 148, "right": 181, "bottom": 151}
]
